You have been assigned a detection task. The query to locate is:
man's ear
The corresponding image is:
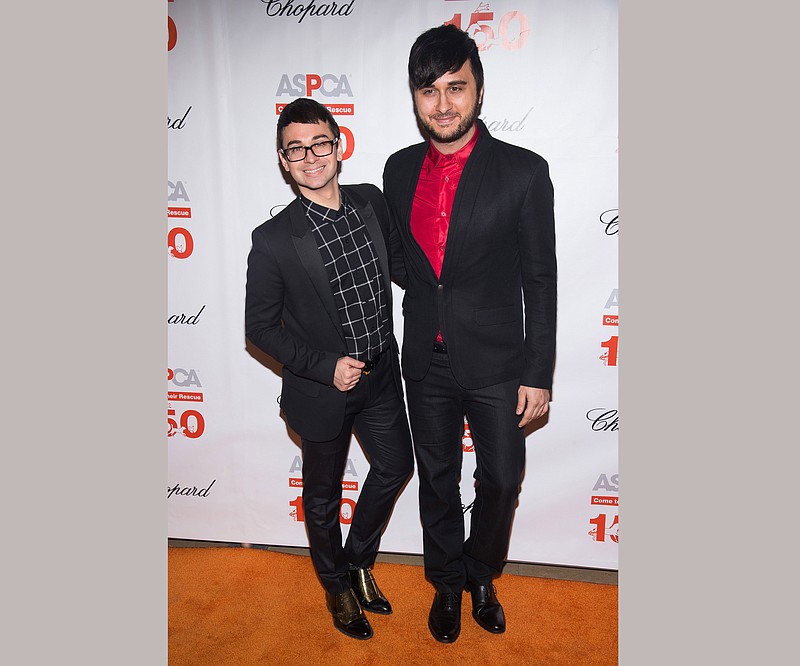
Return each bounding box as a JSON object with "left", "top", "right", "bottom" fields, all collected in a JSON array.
[{"left": 278, "top": 150, "right": 290, "bottom": 171}]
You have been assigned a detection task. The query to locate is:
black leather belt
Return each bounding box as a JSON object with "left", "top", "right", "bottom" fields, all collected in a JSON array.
[
  {"left": 432, "top": 341, "right": 448, "bottom": 354},
  {"left": 361, "top": 348, "right": 387, "bottom": 375}
]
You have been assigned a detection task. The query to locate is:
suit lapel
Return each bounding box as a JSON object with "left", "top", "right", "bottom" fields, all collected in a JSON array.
[
  {"left": 354, "top": 197, "right": 392, "bottom": 303},
  {"left": 440, "top": 122, "right": 492, "bottom": 280},
  {"left": 289, "top": 202, "right": 344, "bottom": 340},
  {"left": 401, "top": 144, "right": 440, "bottom": 283}
]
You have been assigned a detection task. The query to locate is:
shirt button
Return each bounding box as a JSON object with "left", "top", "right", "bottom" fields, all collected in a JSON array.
[
  {"left": 444, "top": 176, "right": 449, "bottom": 182},
  {"left": 441, "top": 211, "right": 446, "bottom": 217}
]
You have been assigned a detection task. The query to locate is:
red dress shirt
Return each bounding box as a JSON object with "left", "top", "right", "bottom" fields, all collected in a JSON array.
[{"left": 410, "top": 126, "right": 479, "bottom": 342}]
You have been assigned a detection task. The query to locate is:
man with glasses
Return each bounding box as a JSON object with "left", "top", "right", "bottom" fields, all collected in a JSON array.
[
  {"left": 383, "top": 25, "right": 557, "bottom": 643},
  {"left": 245, "top": 97, "right": 413, "bottom": 640}
]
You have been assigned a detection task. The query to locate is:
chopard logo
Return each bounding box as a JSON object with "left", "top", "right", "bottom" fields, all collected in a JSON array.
[
  {"left": 168, "top": 106, "right": 191, "bottom": 130},
  {"left": 168, "top": 480, "right": 216, "bottom": 498},
  {"left": 586, "top": 408, "right": 618, "bottom": 432},
  {"left": 600, "top": 209, "right": 618, "bottom": 235},
  {"left": 168, "top": 305, "right": 206, "bottom": 325},
  {"left": 270, "top": 204, "right": 288, "bottom": 218},
  {"left": 261, "top": 0, "right": 355, "bottom": 23},
  {"left": 480, "top": 107, "right": 533, "bottom": 133}
]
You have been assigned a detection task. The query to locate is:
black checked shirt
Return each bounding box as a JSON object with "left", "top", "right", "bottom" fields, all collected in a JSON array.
[{"left": 302, "top": 190, "right": 390, "bottom": 361}]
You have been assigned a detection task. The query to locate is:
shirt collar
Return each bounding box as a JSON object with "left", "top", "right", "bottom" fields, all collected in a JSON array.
[
  {"left": 300, "top": 188, "right": 348, "bottom": 219},
  {"left": 426, "top": 123, "right": 480, "bottom": 169}
]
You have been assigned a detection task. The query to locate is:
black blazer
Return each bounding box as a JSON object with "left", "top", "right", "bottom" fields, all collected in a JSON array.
[
  {"left": 245, "top": 183, "right": 404, "bottom": 441},
  {"left": 383, "top": 120, "right": 557, "bottom": 390}
]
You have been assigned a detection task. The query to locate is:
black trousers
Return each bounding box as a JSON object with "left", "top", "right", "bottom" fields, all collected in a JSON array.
[
  {"left": 301, "top": 350, "right": 414, "bottom": 595},
  {"left": 406, "top": 349, "right": 526, "bottom": 592}
]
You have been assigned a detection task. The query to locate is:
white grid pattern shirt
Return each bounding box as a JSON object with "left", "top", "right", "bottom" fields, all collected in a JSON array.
[{"left": 302, "top": 191, "right": 390, "bottom": 360}]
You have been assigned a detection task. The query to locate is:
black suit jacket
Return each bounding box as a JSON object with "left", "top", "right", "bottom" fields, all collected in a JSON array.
[
  {"left": 245, "top": 183, "right": 404, "bottom": 441},
  {"left": 383, "top": 120, "right": 557, "bottom": 390}
]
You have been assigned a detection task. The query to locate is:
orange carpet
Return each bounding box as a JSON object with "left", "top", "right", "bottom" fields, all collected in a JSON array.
[{"left": 169, "top": 547, "right": 617, "bottom": 665}]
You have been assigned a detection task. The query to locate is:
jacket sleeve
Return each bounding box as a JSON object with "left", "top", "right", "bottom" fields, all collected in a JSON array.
[
  {"left": 382, "top": 161, "right": 408, "bottom": 290},
  {"left": 519, "top": 158, "right": 557, "bottom": 390},
  {"left": 244, "top": 227, "right": 339, "bottom": 386}
]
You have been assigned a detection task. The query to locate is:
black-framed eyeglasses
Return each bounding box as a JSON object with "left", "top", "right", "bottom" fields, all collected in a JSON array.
[{"left": 280, "top": 138, "right": 339, "bottom": 162}]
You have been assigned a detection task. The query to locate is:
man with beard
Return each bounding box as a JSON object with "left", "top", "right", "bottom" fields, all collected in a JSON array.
[{"left": 382, "top": 24, "right": 557, "bottom": 643}]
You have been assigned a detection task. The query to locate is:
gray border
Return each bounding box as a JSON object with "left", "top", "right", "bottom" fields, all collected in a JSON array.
[
  {"left": 621, "top": 1, "right": 797, "bottom": 663},
  {"left": 5, "top": 3, "right": 166, "bottom": 664}
]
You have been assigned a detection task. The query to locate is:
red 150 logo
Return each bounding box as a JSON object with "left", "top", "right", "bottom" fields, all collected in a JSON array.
[
  {"left": 168, "top": 405, "right": 205, "bottom": 439},
  {"left": 445, "top": 3, "right": 529, "bottom": 52},
  {"left": 168, "top": 0, "right": 177, "bottom": 51},
  {"left": 589, "top": 513, "right": 619, "bottom": 543},
  {"left": 289, "top": 496, "right": 356, "bottom": 525}
]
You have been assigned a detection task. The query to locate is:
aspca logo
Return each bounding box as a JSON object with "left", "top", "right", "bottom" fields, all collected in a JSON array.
[
  {"left": 168, "top": 367, "right": 202, "bottom": 388},
  {"left": 168, "top": 180, "right": 190, "bottom": 202},
  {"left": 602, "top": 313, "right": 618, "bottom": 326},
  {"left": 604, "top": 288, "right": 618, "bottom": 310},
  {"left": 168, "top": 182, "right": 194, "bottom": 259},
  {"left": 289, "top": 455, "right": 358, "bottom": 477},
  {"left": 600, "top": 289, "right": 619, "bottom": 366},
  {"left": 593, "top": 473, "right": 619, "bottom": 493},
  {"left": 276, "top": 74, "right": 354, "bottom": 98},
  {"left": 287, "top": 454, "right": 358, "bottom": 523},
  {"left": 167, "top": 368, "right": 204, "bottom": 412},
  {"left": 589, "top": 473, "right": 618, "bottom": 542}
]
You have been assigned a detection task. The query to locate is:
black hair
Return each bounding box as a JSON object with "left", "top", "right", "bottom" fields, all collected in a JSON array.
[
  {"left": 408, "top": 24, "right": 484, "bottom": 94},
  {"left": 276, "top": 97, "right": 340, "bottom": 147}
]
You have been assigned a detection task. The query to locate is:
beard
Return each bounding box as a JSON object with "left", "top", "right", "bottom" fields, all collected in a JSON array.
[{"left": 417, "top": 99, "right": 480, "bottom": 144}]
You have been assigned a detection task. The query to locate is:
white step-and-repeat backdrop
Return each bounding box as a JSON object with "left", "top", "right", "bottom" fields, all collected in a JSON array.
[{"left": 167, "top": 0, "right": 618, "bottom": 570}]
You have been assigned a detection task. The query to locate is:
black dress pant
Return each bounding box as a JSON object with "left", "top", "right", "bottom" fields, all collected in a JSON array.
[
  {"left": 406, "top": 349, "right": 526, "bottom": 592},
  {"left": 301, "top": 350, "right": 414, "bottom": 595}
]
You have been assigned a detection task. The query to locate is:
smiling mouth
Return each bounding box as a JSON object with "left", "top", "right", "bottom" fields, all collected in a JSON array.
[{"left": 303, "top": 165, "right": 325, "bottom": 175}]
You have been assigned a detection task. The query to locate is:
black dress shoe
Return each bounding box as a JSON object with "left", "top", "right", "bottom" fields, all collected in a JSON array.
[
  {"left": 350, "top": 567, "right": 392, "bottom": 614},
  {"left": 325, "top": 588, "right": 373, "bottom": 640},
  {"left": 466, "top": 582, "right": 506, "bottom": 633},
  {"left": 428, "top": 591, "right": 462, "bottom": 643}
]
